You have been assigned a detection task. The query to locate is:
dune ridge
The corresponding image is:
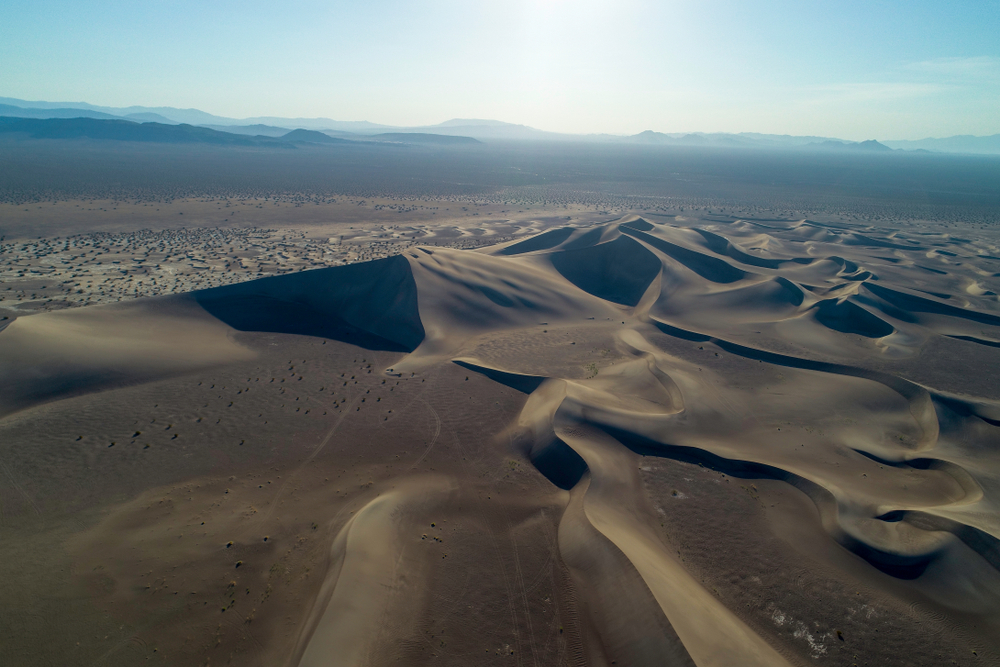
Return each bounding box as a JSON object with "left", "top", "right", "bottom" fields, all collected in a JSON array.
[{"left": 2, "top": 213, "right": 1000, "bottom": 665}]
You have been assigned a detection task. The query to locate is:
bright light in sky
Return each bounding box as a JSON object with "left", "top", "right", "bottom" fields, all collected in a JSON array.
[{"left": 2, "top": 0, "right": 998, "bottom": 139}]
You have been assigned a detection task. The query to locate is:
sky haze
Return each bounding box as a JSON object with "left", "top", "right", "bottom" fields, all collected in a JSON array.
[{"left": 2, "top": 0, "right": 998, "bottom": 140}]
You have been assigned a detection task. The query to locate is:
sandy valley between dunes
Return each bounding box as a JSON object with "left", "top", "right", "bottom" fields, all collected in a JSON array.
[{"left": 1, "top": 212, "right": 1000, "bottom": 666}]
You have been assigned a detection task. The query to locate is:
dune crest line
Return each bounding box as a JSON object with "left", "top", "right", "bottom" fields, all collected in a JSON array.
[{"left": 5, "top": 213, "right": 1000, "bottom": 664}]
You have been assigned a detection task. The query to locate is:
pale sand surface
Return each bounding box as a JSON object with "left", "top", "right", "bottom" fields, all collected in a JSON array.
[{"left": 1, "top": 212, "right": 1000, "bottom": 665}]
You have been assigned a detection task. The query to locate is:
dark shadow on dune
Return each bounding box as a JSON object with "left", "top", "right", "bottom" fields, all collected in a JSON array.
[
  {"left": 649, "top": 319, "right": 711, "bottom": 342},
  {"left": 450, "top": 360, "right": 586, "bottom": 489},
  {"left": 946, "top": 335, "right": 1000, "bottom": 349},
  {"left": 827, "top": 256, "right": 860, "bottom": 273},
  {"left": 598, "top": 424, "right": 938, "bottom": 579},
  {"left": 915, "top": 288, "right": 954, "bottom": 300},
  {"left": 693, "top": 229, "right": 813, "bottom": 270},
  {"left": 497, "top": 227, "right": 574, "bottom": 255},
  {"left": 531, "top": 438, "right": 588, "bottom": 490},
  {"left": 648, "top": 318, "right": 930, "bottom": 406},
  {"left": 916, "top": 265, "right": 948, "bottom": 275},
  {"left": 561, "top": 226, "right": 607, "bottom": 251},
  {"left": 550, "top": 235, "right": 661, "bottom": 306},
  {"left": 452, "top": 359, "right": 545, "bottom": 394},
  {"left": 812, "top": 299, "right": 895, "bottom": 338},
  {"left": 0, "top": 366, "right": 187, "bottom": 420},
  {"left": 864, "top": 283, "right": 1000, "bottom": 326},
  {"left": 842, "top": 233, "right": 922, "bottom": 250},
  {"left": 620, "top": 227, "right": 746, "bottom": 283},
  {"left": 195, "top": 255, "right": 424, "bottom": 351},
  {"left": 886, "top": 511, "right": 1000, "bottom": 572},
  {"left": 197, "top": 294, "right": 410, "bottom": 351},
  {"left": 932, "top": 392, "right": 1000, "bottom": 428},
  {"left": 850, "top": 449, "right": 981, "bottom": 504},
  {"left": 825, "top": 256, "right": 876, "bottom": 281},
  {"left": 772, "top": 277, "right": 807, "bottom": 307},
  {"left": 619, "top": 218, "right": 655, "bottom": 232},
  {"left": 477, "top": 285, "right": 517, "bottom": 308},
  {"left": 844, "top": 535, "right": 935, "bottom": 579}
]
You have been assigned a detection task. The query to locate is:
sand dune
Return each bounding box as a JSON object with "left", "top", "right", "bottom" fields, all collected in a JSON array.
[
  {"left": 0, "top": 297, "right": 254, "bottom": 415},
  {"left": 2, "top": 213, "right": 1000, "bottom": 665}
]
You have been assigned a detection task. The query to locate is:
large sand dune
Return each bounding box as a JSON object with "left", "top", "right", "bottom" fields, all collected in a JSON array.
[{"left": 2, "top": 214, "right": 999, "bottom": 665}]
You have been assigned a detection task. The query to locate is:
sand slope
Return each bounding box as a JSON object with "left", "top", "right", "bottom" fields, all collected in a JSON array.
[{"left": 2, "top": 214, "right": 1000, "bottom": 665}]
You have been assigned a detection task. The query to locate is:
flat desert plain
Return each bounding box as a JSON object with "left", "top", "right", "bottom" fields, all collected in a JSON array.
[{"left": 2, "top": 212, "right": 1000, "bottom": 666}]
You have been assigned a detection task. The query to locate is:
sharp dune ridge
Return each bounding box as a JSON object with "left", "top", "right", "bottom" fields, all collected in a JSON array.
[{"left": 2, "top": 214, "right": 1000, "bottom": 665}]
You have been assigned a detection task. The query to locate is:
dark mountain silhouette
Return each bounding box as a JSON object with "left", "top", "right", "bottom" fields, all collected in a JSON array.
[
  {"left": 855, "top": 139, "right": 892, "bottom": 151},
  {"left": 0, "top": 104, "right": 122, "bottom": 121},
  {"left": 631, "top": 130, "right": 673, "bottom": 143},
  {"left": 625, "top": 130, "right": 888, "bottom": 151},
  {"left": 200, "top": 123, "right": 293, "bottom": 137},
  {"left": 3, "top": 96, "right": 999, "bottom": 154},
  {"left": 0, "top": 117, "right": 286, "bottom": 146},
  {"left": 883, "top": 134, "right": 1000, "bottom": 155},
  {"left": 279, "top": 129, "right": 350, "bottom": 144},
  {"left": 123, "top": 112, "right": 178, "bottom": 124},
  {"left": 808, "top": 139, "right": 893, "bottom": 152}
]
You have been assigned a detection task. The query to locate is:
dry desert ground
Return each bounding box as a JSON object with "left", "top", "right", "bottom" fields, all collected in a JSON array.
[{"left": 1, "top": 204, "right": 999, "bottom": 666}]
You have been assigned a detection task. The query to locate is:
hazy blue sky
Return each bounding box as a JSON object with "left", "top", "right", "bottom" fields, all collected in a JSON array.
[{"left": 2, "top": 0, "right": 998, "bottom": 139}]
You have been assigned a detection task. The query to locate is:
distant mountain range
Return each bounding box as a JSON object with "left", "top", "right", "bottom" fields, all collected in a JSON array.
[
  {"left": 881, "top": 135, "right": 1000, "bottom": 154},
  {"left": 623, "top": 131, "right": 894, "bottom": 152},
  {"left": 0, "top": 97, "right": 389, "bottom": 132},
  {"left": 278, "top": 128, "right": 350, "bottom": 145},
  {"left": 0, "top": 117, "right": 488, "bottom": 149},
  {"left": 0, "top": 117, "right": 357, "bottom": 147},
  {"left": 199, "top": 124, "right": 295, "bottom": 137},
  {"left": 368, "top": 133, "right": 481, "bottom": 145},
  {"left": 0, "top": 96, "right": 997, "bottom": 154}
]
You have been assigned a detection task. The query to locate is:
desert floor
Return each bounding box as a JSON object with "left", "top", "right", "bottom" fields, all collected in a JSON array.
[{"left": 1, "top": 206, "right": 999, "bottom": 666}]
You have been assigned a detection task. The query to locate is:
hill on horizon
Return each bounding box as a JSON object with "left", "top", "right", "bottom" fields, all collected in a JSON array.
[
  {"left": 883, "top": 133, "right": 1000, "bottom": 155},
  {"left": 0, "top": 117, "right": 289, "bottom": 146},
  {"left": 807, "top": 139, "right": 893, "bottom": 152},
  {"left": 0, "top": 104, "right": 122, "bottom": 121},
  {"left": 627, "top": 130, "right": 899, "bottom": 152},
  {"left": 280, "top": 128, "right": 351, "bottom": 144},
  {"left": 1, "top": 96, "right": 999, "bottom": 154},
  {"left": 123, "top": 111, "right": 178, "bottom": 124},
  {"left": 432, "top": 118, "right": 515, "bottom": 128},
  {"left": 199, "top": 123, "right": 292, "bottom": 137}
]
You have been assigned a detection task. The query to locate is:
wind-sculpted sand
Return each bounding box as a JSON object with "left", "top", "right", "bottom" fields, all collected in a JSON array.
[{"left": 2, "top": 214, "right": 1000, "bottom": 666}]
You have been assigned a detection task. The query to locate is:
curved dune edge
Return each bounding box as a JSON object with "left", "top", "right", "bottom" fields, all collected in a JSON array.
[
  {"left": 564, "top": 429, "right": 792, "bottom": 667},
  {"left": 483, "top": 319, "right": 996, "bottom": 579},
  {"left": 0, "top": 296, "right": 256, "bottom": 416},
  {"left": 290, "top": 476, "right": 457, "bottom": 667},
  {"left": 491, "top": 338, "right": 958, "bottom": 662},
  {"left": 6, "top": 213, "right": 1000, "bottom": 662}
]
